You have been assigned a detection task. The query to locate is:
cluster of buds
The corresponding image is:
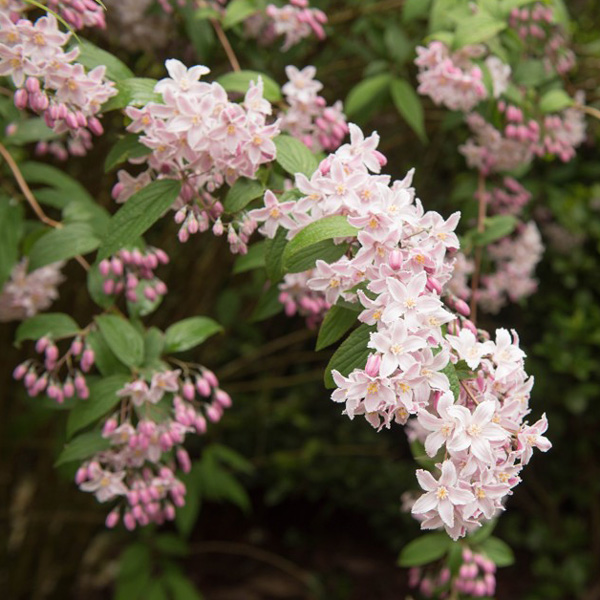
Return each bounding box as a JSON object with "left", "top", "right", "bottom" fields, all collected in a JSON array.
[
  {"left": 509, "top": 3, "right": 575, "bottom": 74},
  {"left": 280, "top": 66, "right": 348, "bottom": 153},
  {"left": 75, "top": 367, "right": 232, "bottom": 529},
  {"left": 0, "top": 259, "right": 64, "bottom": 322},
  {"left": 46, "top": 0, "right": 106, "bottom": 30},
  {"left": 408, "top": 547, "right": 496, "bottom": 598},
  {"left": 98, "top": 247, "right": 169, "bottom": 304},
  {"left": 113, "top": 59, "right": 279, "bottom": 254},
  {"left": 13, "top": 334, "right": 94, "bottom": 402},
  {"left": 0, "top": 12, "right": 117, "bottom": 155},
  {"left": 487, "top": 177, "right": 532, "bottom": 216},
  {"left": 278, "top": 271, "right": 331, "bottom": 329},
  {"left": 264, "top": 0, "right": 327, "bottom": 51}
]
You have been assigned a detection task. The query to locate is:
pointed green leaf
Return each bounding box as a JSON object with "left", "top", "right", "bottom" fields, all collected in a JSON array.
[
  {"left": 98, "top": 179, "right": 181, "bottom": 260},
  {"left": 15, "top": 313, "right": 80, "bottom": 346},
  {"left": 0, "top": 200, "right": 23, "bottom": 288},
  {"left": 76, "top": 38, "right": 134, "bottom": 81},
  {"left": 264, "top": 227, "right": 288, "bottom": 282},
  {"left": 66, "top": 374, "right": 131, "bottom": 438},
  {"left": 54, "top": 430, "right": 111, "bottom": 466},
  {"left": 274, "top": 134, "right": 319, "bottom": 178},
  {"left": 224, "top": 177, "right": 264, "bottom": 213},
  {"left": 316, "top": 305, "right": 358, "bottom": 351},
  {"left": 233, "top": 240, "right": 266, "bottom": 274},
  {"left": 539, "top": 88, "right": 574, "bottom": 114},
  {"left": 101, "top": 78, "right": 161, "bottom": 112},
  {"left": 104, "top": 133, "right": 152, "bottom": 172},
  {"left": 164, "top": 317, "right": 223, "bottom": 353},
  {"left": 345, "top": 74, "right": 392, "bottom": 119},
  {"left": 480, "top": 536, "right": 515, "bottom": 566},
  {"left": 223, "top": 0, "right": 258, "bottom": 29},
  {"left": 398, "top": 533, "right": 453, "bottom": 567},
  {"left": 324, "top": 324, "right": 374, "bottom": 388},
  {"left": 390, "top": 78, "right": 427, "bottom": 142},
  {"left": 95, "top": 314, "right": 144, "bottom": 367}
]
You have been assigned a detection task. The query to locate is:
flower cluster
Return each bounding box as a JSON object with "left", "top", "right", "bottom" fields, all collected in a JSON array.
[
  {"left": 0, "top": 11, "right": 117, "bottom": 155},
  {"left": 408, "top": 547, "right": 497, "bottom": 598},
  {"left": 13, "top": 332, "right": 94, "bottom": 402},
  {"left": 487, "top": 177, "right": 532, "bottom": 216},
  {"left": 280, "top": 65, "right": 348, "bottom": 152},
  {"left": 115, "top": 59, "right": 280, "bottom": 254},
  {"left": 476, "top": 221, "right": 544, "bottom": 313},
  {"left": 509, "top": 3, "right": 575, "bottom": 75},
  {"left": 45, "top": 0, "right": 106, "bottom": 30},
  {"left": 405, "top": 326, "right": 550, "bottom": 538},
  {"left": 75, "top": 366, "right": 232, "bottom": 529},
  {"left": 0, "top": 259, "right": 64, "bottom": 322},
  {"left": 415, "top": 42, "right": 493, "bottom": 112},
  {"left": 249, "top": 123, "right": 550, "bottom": 537},
  {"left": 98, "top": 247, "right": 169, "bottom": 304},
  {"left": 264, "top": 0, "right": 327, "bottom": 51}
]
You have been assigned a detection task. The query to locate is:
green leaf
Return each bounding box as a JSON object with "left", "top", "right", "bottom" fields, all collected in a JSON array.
[
  {"left": 155, "top": 534, "right": 189, "bottom": 557},
  {"left": 116, "top": 543, "right": 151, "bottom": 600},
  {"left": 223, "top": 0, "right": 258, "bottom": 29},
  {"left": 324, "top": 324, "right": 373, "bottom": 389},
  {"left": 398, "top": 533, "right": 452, "bottom": 567},
  {"left": 98, "top": 179, "right": 181, "bottom": 260},
  {"left": 143, "top": 327, "right": 165, "bottom": 368},
  {"left": 441, "top": 360, "right": 460, "bottom": 401},
  {"left": 86, "top": 329, "right": 130, "bottom": 376},
  {"left": 54, "top": 430, "right": 110, "bottom": 466},
  {"left": 217, "top": 70, "right": 282, "bottom": 103},
  {"left": 316, "top": 305, "right": 358, "bottom": 351},
  {"left": 163, "top": 571, "right": 204, "bottom": 600},
  {"left": 62, "top": 199, "right": 110, "bottom": 238},
  {"left": 164, "top": 316, "right": 223, "bottom": 353},
  {"left": 5, "top": 118, "right": 58, "bottom": 145},
  {"left": 66, "top": 374, "right": 131, "bottom": 438},
  {"left": 76, "top": 38, "right": 134, "bottom": 81},
  {"left": 176, "top": 463, "right": 202, "bottom": 537},
  {"left": 282, "top": 215, "right": 357, "bottom": 272},
  {"left": 101, "top": 78, "right": 161, "bottom": 112},
  {"left": 0, "top": 200, "right": 23, "bottom": 288},
  {"left": 209, "top": 443, "right": 254, "bottom": 474},
  {"left": 454, "top": 13, "right": 506, "bottom": 47},
  {"left": 480, "top": 536, "right": 515, "bottom": 567},
  {"left": 28, "top": 223, "right": 100, "bottom": 270},
  {"left": 274, "top": 134, "right": 319, "bottom": 178},
  {"left": 95, "top": 314, "right": 144, "bottom": 368},
  {"left": 104, "top": 133, "right": 152, "bottom": 172},
  {"left": 233, "top": 241, "right": 266, "bottom": 274},
  {"left": 513, "top": 59, "right": 552, "bottom": 87},
  {"left": 250, "top": 285, "right": 283, "bottom": 322},
  {"left": 390, "top": 78, "right": 427, "bottom": 143},
  {"left": 473, "top": 215, "right": 518, "bottom": 246},
  {"left": 345, "top": 74, "right": 392, "bottom": 119},
  {"left": 285, "top": 239, "right": 348, "bottom": 274},
  {"left": 539, "top": 88, "right": 574, "bottom": 114},
  {"left": 15, "top": 313, "right": 80, "bottom": 346},
  {"left": 264, "top": 227, "right": 288, "bottom": 282},
  {"left": 403, "top": 0, "right": 432, "bottom": 22},
  {"left": 224, "top": 177, "right": 264, "bottom": 213},
  {"left": 467, "top": 519, "right": 497, "bottom": 543},
  {"left": 19, "top": 162, "right": 93, "bottom": 203}
]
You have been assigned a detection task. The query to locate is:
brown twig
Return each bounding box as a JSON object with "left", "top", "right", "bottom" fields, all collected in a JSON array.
[
  {"left": 0, "top": 141, "right": 90, "bottom": 271},
  {"left": 211, "top": 19, "right": 241, "bottom": 72},
  {"left": 578, "top": 103, "right": 600, "bottom": 121},
  {"left": 469, "top": 172, "right": 487, "bottom": 324}
]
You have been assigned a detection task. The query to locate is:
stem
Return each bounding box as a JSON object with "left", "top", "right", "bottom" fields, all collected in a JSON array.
[
  {"left": 469, "top": 172, "right": 487, "bottom": 324},
  {"left": 0, "top": 142, "right": 61, "bottom": 228},
  {"left": 211, "top": 19, "right": 241, "bottom": 72},
  {"left": 0, "top": 142, "right": 90, "bottom": 271},
  {"left": 578, "top": 103, "right": 600, "bottom": 121}
]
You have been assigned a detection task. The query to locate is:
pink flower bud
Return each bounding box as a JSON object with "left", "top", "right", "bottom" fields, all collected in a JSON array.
[
  {"left": 14, "top": 89, "right": 28, "bottom": 110},
  {"left": 177, "top": 448, "right": 192, "bottom": 473},
  {"left": 194, "top": 415, "right": 207, "bottom": 434},
  {"left": 203, "top": 369, "right": 218, "bottom": 388},
  {"left": 388, "top": 249, "right": 403, "bottom": 270},
  {"left": 206, "top": 403, "right": 222, "bottom": 423},
  {"left": 123, "top": 511, "right": 136, "bottom": 530},
  {"left": 454, "top": 299, "right": 471, "bottom": 317},
  {"left": 215, "top": 389, "right": 232, "bottom": 409},
  {"left": 365, "top": 354, "right": 381, "bottom": 377},
  {"left": 36, "top": 337, "right": 50, "bottom": 353},
  {"left": 75, "top": 466, "right": 88, "bottom": 484},
  {"left": 13, "top": 363, "right": 28, "bottom": 380},
  {"left": 106, "top": 509, "right": 120, "bottom": 528}
]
